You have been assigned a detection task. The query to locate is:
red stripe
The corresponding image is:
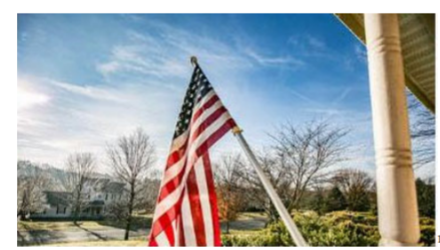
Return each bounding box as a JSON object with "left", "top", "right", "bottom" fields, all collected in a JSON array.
[
  {"left": 202, "top": 153, "right": 222, "bottom": 246},
  {"left": 158, "top": 166, "right": 186, "bottom": 202},
  {"left": 151, "top": 190, "right": 184, "bottom": 236},
  {"left": 148, "top": 238, "right": 157, "bottom": 246},
  {"left": 158, "top": 108, "right": 228, "bottom": 201},
  {"left": 192, "top": 94, "right": 220, "bottom": 122},
  {"left": 190, "top": 106, "right": 227, "bottom": 143},
  {"left": 165, "top": 139, "right": 188, "bottom": 169},
  {"left": 150, "top": 118, "right": 236, "bottom": 241},
  {"left": 186, "top": 166, "right": 207, "bottom": 246},
  {"left": 164, "top": 94, "right": 218, "bottom": 170},
  {"left": 178, "top": 213, "right": 185, "bottom": 246},
  {"left": 164, "top": 94, "right": 218, "bottom": 169}
]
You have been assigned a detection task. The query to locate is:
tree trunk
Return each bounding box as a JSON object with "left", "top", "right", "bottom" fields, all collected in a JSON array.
[
  {"left": 19, "top": 210, "right": 26, "bottom": 221},
  {"left": 124, "top": 213, "right": 132, "bottom": 240},
  {"left": 124, "top": 185, "right": 135, "bottom": 241}
]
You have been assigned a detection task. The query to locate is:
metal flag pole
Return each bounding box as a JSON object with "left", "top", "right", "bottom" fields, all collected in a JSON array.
[
  {"left": 231, "top": 126, "right": 308, "bottom": 247},
  {"left": 189, "top": 56, "right": 308, "bottom": 247}
]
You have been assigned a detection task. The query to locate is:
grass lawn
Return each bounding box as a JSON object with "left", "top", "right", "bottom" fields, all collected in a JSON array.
[
  {"left": 48, "top": 238, "right": 148, "bottom": 247},
  {"left": 18, "top": 214, "right": 153, "bottom": 232},
  {"left": 17, "top": 220, "right": 104, "bottom": 231},
  {"left": 238, "top": 212, "right": 267, "bottom": 220}
]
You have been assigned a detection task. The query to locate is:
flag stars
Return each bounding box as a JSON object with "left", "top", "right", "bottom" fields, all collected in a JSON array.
[{"left": 173, "top": 66, "right": 214, "bottom": 139}]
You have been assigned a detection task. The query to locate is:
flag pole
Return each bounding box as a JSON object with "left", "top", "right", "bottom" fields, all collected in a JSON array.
[
  {"left": 231, "top": 126, "right": 308, "bottom": 247},
  {"left": 189, "top": 56, "right": 308, "bottom": 247}
]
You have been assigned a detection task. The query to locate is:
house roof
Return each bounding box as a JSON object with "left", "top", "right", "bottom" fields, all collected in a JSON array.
[
  {"left": 44, "top": 191, "right": 71, "bottom": 206},
  {"left": 102, "top": 181, "right": 125, "bottom": 193},
  {"left": 89, "top": 200, "right": 105, "bottom": 206},
  {"left": 335, "top": 14, "right": 435, "bottom": 113}
]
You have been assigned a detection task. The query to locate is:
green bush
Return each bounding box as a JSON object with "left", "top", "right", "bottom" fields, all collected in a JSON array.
[
  {"left": 420, "top": 224, "right": 435, "bottom": 246},
  {"left": 221, "top": 211, "right": 435, "bottom": 246}
]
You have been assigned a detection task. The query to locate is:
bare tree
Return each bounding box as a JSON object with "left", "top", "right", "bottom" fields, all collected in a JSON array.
[
  {"left": 270, "top": 120, "right": 349, "bottom": 210},
  {"left": 107, "top": 128, "right": 156, "bottom": 240},
  {"left": 331, "top": 169, "right": 374, "bottom": 211},
  {"left": 240, "top": 151, "right": 288, "bottom": 223},
  {"left": 407, "top": 93, "right": 435, "bottom": 167},
  {"left": 17, "top": 161, "right": 51, "bottom": 220},
  {"left": 214, "top": 154, "right": 247, "bottom": 233},
  {"left": 135, "top": 170, "right": 161, "bottom": 213},
  {"left": 63, "top": 152, "right": 97, "bottom": 223}
]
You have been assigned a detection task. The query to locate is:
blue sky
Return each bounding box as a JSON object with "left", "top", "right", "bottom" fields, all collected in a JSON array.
[{"left": 18, "top": 14, "right": 379, "bottom": 175}]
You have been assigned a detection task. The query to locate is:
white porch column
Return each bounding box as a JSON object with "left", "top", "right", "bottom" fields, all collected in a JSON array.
[{"left": 364, "top": 14, "right": 420, "bottom": 246}]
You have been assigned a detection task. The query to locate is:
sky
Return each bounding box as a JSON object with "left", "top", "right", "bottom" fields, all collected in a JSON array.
[{"left": 17, "top": 14, "right": 416, "bottom": 177}]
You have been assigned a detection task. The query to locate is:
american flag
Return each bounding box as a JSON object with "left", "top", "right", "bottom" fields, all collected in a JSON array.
[{"left": 148, "top": 62, "right": 236, "bottom": 246}]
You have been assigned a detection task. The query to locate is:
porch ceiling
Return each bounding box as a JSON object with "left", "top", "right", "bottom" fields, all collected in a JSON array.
[{"left": 335, "top": 14, "right": 435, "bottom": 113}]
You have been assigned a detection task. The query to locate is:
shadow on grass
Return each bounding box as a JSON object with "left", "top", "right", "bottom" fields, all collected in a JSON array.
[
  {"left": 17, "top": 223, "right": 64, "bottom": 246},
  {"left": 74, "top": 222, "right": 108, "bottom": 241},
  {"left": 97, "top": 216, "right": 153, "bottom": 232}
]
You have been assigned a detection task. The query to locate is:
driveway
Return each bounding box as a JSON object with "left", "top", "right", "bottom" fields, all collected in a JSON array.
[
  {"left": 17, "top": 225, "right": 150, "bottom": 246},
  {"left": 17, "top": 215, "right": 267, "bottom": 246}
]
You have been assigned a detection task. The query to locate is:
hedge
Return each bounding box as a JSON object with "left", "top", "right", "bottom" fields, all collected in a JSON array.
[{"left": 222, "top": 211, "right": 435, "bottom": 246}]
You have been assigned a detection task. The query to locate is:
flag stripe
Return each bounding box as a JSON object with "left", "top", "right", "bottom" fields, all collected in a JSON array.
[
  {"left": 149, "top": 64, "right": 236, "bottom": 246},
  {"left": 202, "top": 153, "right": 222, "bottom": 246},
  {"left": 186, "top": 166, "right": 207, "bottom": 246},
  {"left": 195, "top": 153, "right": 215, "bottom": 245},
  {"left": 158, "top": 110, "right": 229, "bottom": 202},
  {"left": 151, "top": 118, "right": 234, "bottom": 238},
  {"left": 181, "top": 188, "right": 197, "bottom": 245},
  {"left": 161, "top": 101, "right": 224, "bottom": 189}
]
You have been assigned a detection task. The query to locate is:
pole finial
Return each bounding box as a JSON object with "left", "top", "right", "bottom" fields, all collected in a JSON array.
[{"left": 190, "top": 56, "right": 198, "bottom": 67}]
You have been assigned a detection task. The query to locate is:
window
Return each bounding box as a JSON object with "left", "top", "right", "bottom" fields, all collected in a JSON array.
[
  {"left": 105, "top": 194, "right": 108, "bottom": 200},
  {"left": 57, "top": 206, "right": 65, "bottom": 214}
]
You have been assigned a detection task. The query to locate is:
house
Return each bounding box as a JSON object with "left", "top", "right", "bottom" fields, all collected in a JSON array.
[{"left": 30, "top": 179, "right": 125, "bottom": 220}]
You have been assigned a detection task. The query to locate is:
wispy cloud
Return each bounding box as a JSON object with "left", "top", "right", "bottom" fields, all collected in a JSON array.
[
  {"left": 288, "top": 88, "right": 317, "bottom": 105},
  {"left": 17, "top": 75, "right": 183, "bottom": 169},
  {"left": 18, "top": 18, "right": 261, "bottom": 169},
  {"left": 96, "top": 21, "right": 254, "bottom": 83},
  {"left": 49, "top": 80, "right": 126, "bottom": 103},
  {"left": 332, "top": 87, "right": 352, "bottom": 105},
  {"left": 354, "top": 44, "right": 367, "bottom": 63},
  {"left": 18, "top": 14, "right": 377, "bottom": 176},
  {"left": 288, "top": 35, "right": 327, "bottom": 51},
  {"left": 243, "top": 47, "right": 304, "bottom": 68}
]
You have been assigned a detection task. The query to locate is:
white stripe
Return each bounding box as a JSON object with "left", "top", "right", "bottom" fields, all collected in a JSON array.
[
  {"left": 195, "top": 158, "right": 214, "bottom": 246},
  {"left": 160, "top": 99, "right": 223, "bottom": 187},
  {"left": 169, "top": 130, "right": 189, "bottom": 152},
  {"left": 161, "top": 155, "right": 185, "bottom": 188},
  {"left": 154, "top": 230, "right": 171, "bottom": 246},
  {"left": 181, "top": 187, "right": 197, "bottom": 246},
  {"left": 173, "top": 219, "right": 179, "bottom": 246},
  {"left": 194, "top": 90, "right": 215, "bottom": 112},
  {"left": 160, "top": 91, "right": 217, "bottom": 187},
  {"left": 152, "top": 113, "right": 231, "bottom": 221},
  {"left": 152, "top": 156, "right": 202, "bottom": 221},
  {"left": 192, "top": 99, "right": 223, "bottom": 131}
]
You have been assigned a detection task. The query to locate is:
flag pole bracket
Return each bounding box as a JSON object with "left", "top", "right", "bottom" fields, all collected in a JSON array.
[{"left": 232, "top": 126, "right": 243, "bottom": 135}]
